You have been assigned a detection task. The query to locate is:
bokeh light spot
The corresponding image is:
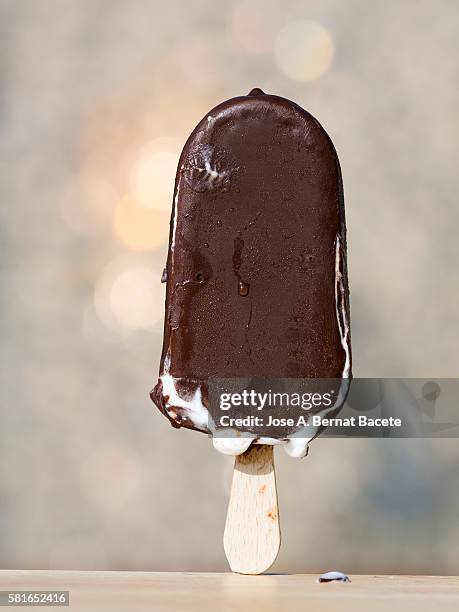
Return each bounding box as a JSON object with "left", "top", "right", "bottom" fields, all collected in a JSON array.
[
  {"left": 110, "top": 267, "right": 158, "bottom": 330},
  {"left": 274, "top": 20, "right": 334, "bottom": 82},
  {"left": 113, "top": 196, "right": 169, "bottom": 251},
  {"left": 130, "top": 137, "right": 182, "bottom": 211},
  {"left": 94, "top": 258, "right": 165, "bottom": 333}
]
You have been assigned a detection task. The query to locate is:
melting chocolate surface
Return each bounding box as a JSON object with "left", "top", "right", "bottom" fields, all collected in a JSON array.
[{"left": 150, "top": 89, "right": 351, "bottom": 454}]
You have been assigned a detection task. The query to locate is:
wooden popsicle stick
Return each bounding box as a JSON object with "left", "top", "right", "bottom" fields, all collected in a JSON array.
[{"left": 224, "top": 445, "right": 281, "bottom": 575}]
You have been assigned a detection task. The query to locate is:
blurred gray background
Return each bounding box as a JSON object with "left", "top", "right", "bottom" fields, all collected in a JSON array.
[{"left": 1, "top": 0, "right": 459, "bottom": 574}]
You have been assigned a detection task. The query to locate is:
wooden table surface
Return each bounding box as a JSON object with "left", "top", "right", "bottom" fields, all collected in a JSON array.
[{"left": 1, "top": 571, "right": 459, "bottom": 611}]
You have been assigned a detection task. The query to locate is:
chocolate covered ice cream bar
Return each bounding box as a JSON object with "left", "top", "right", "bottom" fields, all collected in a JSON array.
[{"left": 151, "top": 88, "right": 351, "bottom": 458}]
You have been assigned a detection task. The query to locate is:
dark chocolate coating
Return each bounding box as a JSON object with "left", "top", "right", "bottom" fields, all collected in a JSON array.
[{"left": 151, "top": 89, "right": 351, "bottom": 432}]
